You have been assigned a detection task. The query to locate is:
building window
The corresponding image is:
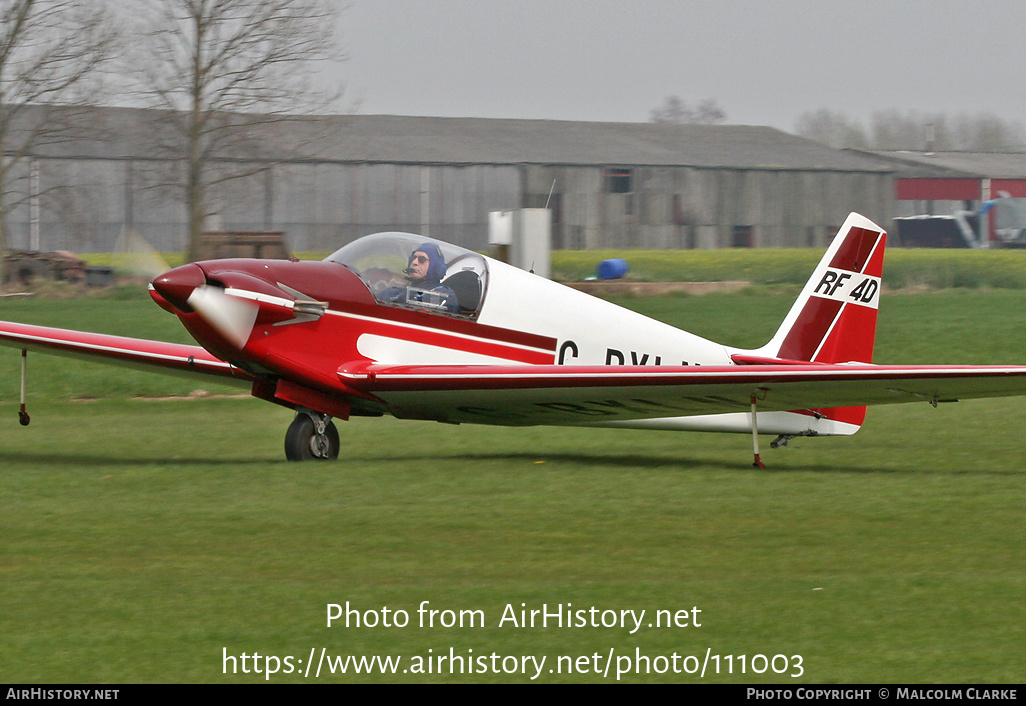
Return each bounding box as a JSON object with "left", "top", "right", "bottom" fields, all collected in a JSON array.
[
  {"left": 604, "top": 168, "right": 633, "bottom": 193},
  {"left": 732, "top": 225, "right": 753, "bottom": 248}
]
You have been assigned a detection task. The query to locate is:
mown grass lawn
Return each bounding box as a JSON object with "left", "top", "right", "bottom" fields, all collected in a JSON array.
[{"left": 0, "top": 289, "right": 1024, "bottom": 683}]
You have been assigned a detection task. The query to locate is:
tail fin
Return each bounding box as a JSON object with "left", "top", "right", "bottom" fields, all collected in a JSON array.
[
  {"left": 742, "top": 213, "right": 886, "bottom": 433},
  {"left": 757, "top": 212, "right": 887, "bottom": 365}
]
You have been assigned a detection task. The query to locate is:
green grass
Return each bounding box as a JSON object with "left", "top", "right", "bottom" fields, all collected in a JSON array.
[
  {"left": 80, "top": 246, "right": 1026, "bottom": 290},
  {"left": 81, "top": 251, "right": 325, "bottom": 272},
  {"left": 610, "top": 289, "right": 1026, "bottom": 364},
  {"left": 0, "top": 295, "right": 240, "bottom": 400},
  {"left": 552, "top": 247, "right": 1026, "bottom": 289},
  {"left": 1, "top": 291, "right": 1025, "bottom": 683}
]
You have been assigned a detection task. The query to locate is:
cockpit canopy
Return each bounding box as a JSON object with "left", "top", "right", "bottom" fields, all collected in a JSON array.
[{"left": 326, "top": 232, "right": 488, "bottom": 318}]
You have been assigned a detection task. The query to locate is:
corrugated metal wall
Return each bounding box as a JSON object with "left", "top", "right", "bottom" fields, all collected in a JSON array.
[
  {"left": 4, "top": 156, "right": 891, "bottom": 253},
  {"left": 5, "top": 159, "right": 523, "bottom": 254},
  {"left": 525, "top": 165, "right": 893, "bottom": 250}
]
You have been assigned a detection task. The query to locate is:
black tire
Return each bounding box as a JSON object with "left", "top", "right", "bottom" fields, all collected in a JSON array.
[{"left": 284, "top": 415, "right": 340, "bottom": 461}]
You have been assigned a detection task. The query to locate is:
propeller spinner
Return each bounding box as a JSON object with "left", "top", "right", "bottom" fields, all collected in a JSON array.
[
  {"left": 151, "top": 264, "right": 259, "bottom": 348},
  {"left": 151, "top": 263, "right": 327, "bottom": 350}
]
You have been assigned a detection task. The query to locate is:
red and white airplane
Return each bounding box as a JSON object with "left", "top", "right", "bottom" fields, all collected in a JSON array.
[{"left": 3, "top": 212, "right": 1026, "bottom": 465}]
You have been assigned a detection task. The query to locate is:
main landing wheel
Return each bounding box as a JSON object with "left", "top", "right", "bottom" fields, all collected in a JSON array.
[{"left": 284, "top": 413, "right": 340, "bottom": 461}]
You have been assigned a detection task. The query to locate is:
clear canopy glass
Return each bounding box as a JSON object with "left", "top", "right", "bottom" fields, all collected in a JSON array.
[{"left": 326, "top": 232, "right": 488, "bottom": 317}]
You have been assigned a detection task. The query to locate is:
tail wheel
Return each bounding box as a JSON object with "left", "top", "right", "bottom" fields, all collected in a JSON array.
[{"left": 284, "top": 413, "right": 340, "bottom": 461}]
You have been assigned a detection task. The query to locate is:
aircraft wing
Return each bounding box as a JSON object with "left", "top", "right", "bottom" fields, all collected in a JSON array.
[
  {"left": 0, "top": 320, "right": 252, "bottom": 387},
  {"left": 338, "top": 362, "right": 1026, "bottom": 425}
]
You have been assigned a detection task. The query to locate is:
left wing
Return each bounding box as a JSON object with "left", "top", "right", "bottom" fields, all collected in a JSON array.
[
  {"left": 338, "top": 362, "right": 1026, "bottom": 426},
  {"left": 0, "top": 320, "right": 252, "bottom": 387}
]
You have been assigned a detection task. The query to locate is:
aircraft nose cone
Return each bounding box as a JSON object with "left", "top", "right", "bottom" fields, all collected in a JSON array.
[{"left": 151, "top": 263, "right": 206, "bottom": 312}]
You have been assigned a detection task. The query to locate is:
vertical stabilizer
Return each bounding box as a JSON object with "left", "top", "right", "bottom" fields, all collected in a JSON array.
[
  {"left": 745, "top": 213, "right": 887, "bottom": 431},
  {"left": 757, "top": 212, "right": 887, "bottom": 365}
]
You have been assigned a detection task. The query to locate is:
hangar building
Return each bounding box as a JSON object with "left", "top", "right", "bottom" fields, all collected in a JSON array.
[{"left": 3, "top": 107, "right": 895, "bottom": 254}]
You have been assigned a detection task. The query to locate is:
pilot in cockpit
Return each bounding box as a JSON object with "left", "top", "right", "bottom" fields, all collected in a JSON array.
[{"left": 378, "top": 242, "right": 459, "bottom": 313}]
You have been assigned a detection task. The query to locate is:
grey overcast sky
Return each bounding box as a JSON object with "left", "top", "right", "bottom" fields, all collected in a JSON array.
[{"left": 336, "top": 0, "right": 1026, "bottom": 131}]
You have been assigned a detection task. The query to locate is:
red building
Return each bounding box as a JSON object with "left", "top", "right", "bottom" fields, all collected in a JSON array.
[{"left": 866, "top": 151, "right": 1026, "bottom": 245}]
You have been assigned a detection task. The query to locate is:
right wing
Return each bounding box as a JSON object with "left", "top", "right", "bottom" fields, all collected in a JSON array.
[{"left": 337, "top": 361, "right": 1026, "bottom": 429}]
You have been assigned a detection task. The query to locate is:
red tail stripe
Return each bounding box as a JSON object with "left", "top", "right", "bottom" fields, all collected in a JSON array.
[
  {"left": 795, "top": 406, "right": 867, "bottom": 426},
  {"left": 813, "top": 301, "right": 877, "bottom": 364},
  {"left": 777, "top": 298, "right": 842, "bottom": 362},
  {"left": 829, "top": 227, "right": 881, "bottom": 272},
  {"left": 864, "top": 233, "right": 887, "bottom": 277}
]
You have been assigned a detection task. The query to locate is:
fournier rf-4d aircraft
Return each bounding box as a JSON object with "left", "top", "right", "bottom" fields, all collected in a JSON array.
[{"left": 3, "top": 212, "right": 1026, "bottom": 466}]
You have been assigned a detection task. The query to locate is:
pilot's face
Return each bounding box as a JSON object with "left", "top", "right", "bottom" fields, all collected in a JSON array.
[{"left": 408, "top": 251, "right": 430, "bottom": 283}]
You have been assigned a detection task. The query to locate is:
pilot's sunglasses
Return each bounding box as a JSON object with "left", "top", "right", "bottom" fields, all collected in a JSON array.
[{"left": 410, "top": 254, "right": 430, "bottom": 264}]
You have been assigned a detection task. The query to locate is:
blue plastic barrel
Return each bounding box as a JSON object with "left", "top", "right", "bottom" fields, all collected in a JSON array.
[{"left": 596, "top": 258, "right": 630, "bottom": 280}]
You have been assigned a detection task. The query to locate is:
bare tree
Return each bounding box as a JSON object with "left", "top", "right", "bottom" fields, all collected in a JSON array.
[
  {"left": 693, "top": 98, "right": 727, "bottom": 125},
  {"left": 870, "top": 109, "right": 938, "bottom": 150},
  {"left": 0, "top": 0, "right": 119, "bottom": 283},
  {"left": 649, "top": 95, "right": 690, "bottom": 124},
  {"left": 128, "top": 0, "right": 346, "bottom": 262},
  {"left": 950, "top": 113, "right": 1025, "bottom": 151},
  {"left": 794, "top": 108, "right": 869, "bottom": 149},
  {"left": 797, "top": 107, "right": 1026, "bottom": 151},
  {"left": 649, "top": 95, "right": 727, "bottom": 125}
]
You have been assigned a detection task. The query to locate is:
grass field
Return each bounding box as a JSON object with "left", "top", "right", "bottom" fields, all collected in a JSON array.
[
  {"left": 83, "top": 246, "right": 1026, "bottom": 290},
  {"left": 549, "top": 247, "right": 1026, "bottom": 290},
  {"left": 1, "top": 289, "right": 1025, "bottom": 683}
]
